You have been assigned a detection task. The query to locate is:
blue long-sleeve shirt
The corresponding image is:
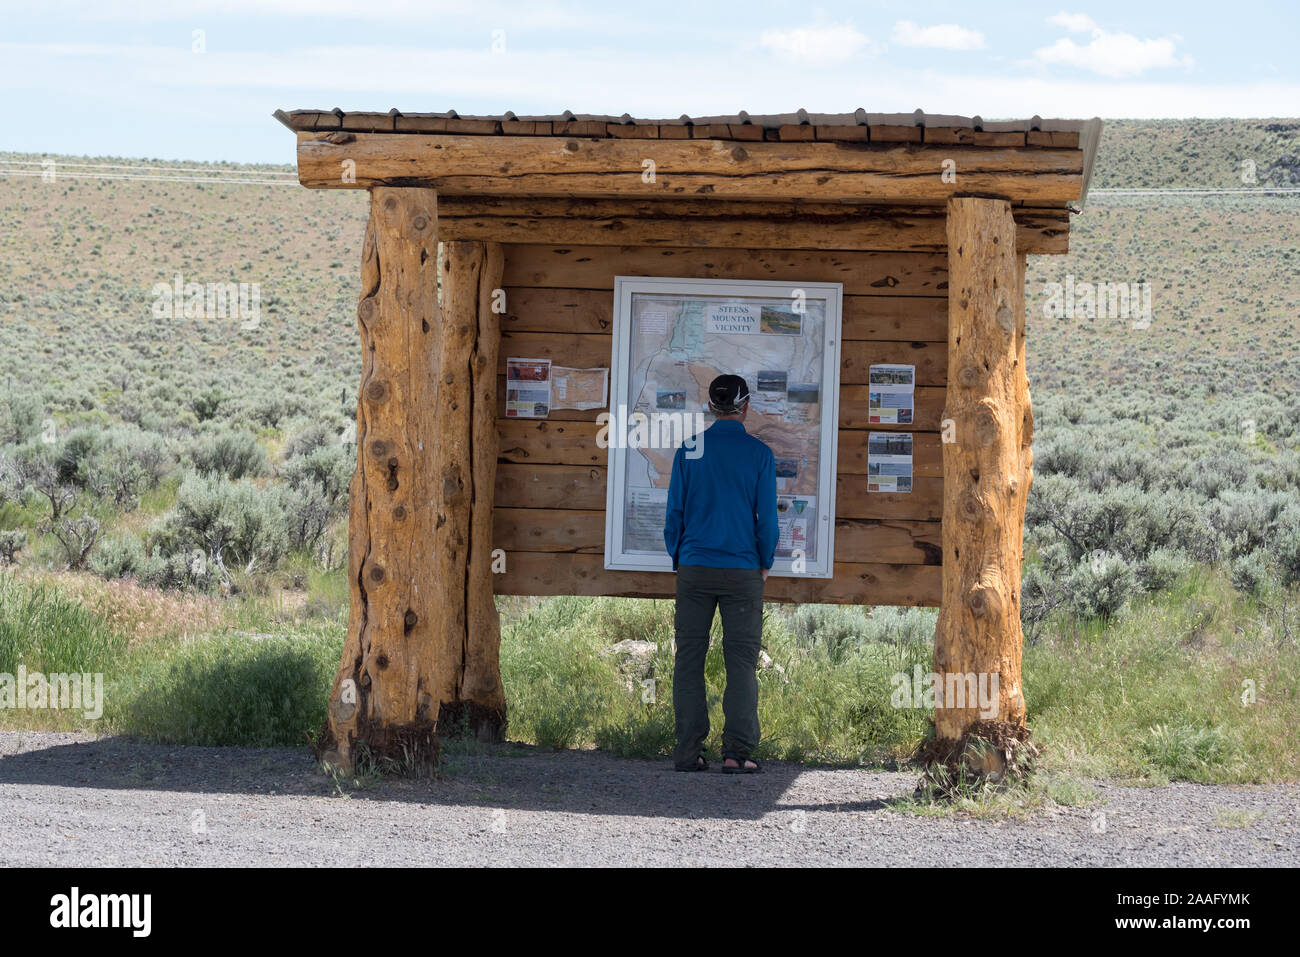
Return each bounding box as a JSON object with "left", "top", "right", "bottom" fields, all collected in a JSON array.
[{"left": 663, "top": 419, "right": 778, "bottom": 571}]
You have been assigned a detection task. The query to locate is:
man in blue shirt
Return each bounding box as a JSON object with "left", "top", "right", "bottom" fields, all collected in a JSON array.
[{"left": 664, "top": 374, "right": 778, "bottom": 774}]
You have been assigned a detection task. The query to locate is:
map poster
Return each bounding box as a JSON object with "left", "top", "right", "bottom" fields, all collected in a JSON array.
[
  {"left": 505, "top": 357, "right": 551, "bottom": 418},
  {"left": 868, "top": 363, "right": 915, "bottom": 424},
  {"left": 551, "top": 365, "right": 609, "bottom": 411},
  {"left": 867, "top": 431, "right": 914, "bottom": 493},
  {"left": 605, "top": 276, "right": 843, "bottom": 577}
]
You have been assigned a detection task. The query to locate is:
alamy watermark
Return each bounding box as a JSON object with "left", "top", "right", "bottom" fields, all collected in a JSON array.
[
  {"left": 1042, "top": 275, "right": 1152, "bottom": 329},
  {"left": 50, "top": 887, "right": 150, "bottom": 937},
  {"left": 890, "top": 666, "right": 999, "bottom": 719},
  {"left": 152, "top": 272, "right": 261, "bottom": 330},
  {"left": 596, "top": 405, "right": 706, "bottom": 459},
  {"left": 0, "top": 667, "right": 103, "bottom": 719}
]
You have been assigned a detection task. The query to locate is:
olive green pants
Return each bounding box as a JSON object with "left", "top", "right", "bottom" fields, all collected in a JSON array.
[{"left": 672, "top": 564, "right": 765, "bottom": 769}]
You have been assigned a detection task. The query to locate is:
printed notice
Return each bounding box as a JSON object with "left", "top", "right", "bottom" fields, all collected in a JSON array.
[
  {"left": 639, "top": 310, "right": 668, "bottom": 335},
  {"left": 505, "top": 357, "right": 551, "bottom": 418},
  {"left": 867, "top": 432, "right": 913, "bottom": 493},
  {"left": 624, "top": 487, "right": 669, "bottom": 553},
  {"left": 706, "top": 302, "right": 762, "bottom": 334},
  {"left": 551, "top": 366, "right": 609, "bottom": 410},
  {"left": 753, "top": 369, "right": 788, "bottom": 415},
  {"left": 868, "top": 363, "right": 915, "bottom": 425},
  {"left": 775, "top": 493, "right": 816, "bottom": 559}
]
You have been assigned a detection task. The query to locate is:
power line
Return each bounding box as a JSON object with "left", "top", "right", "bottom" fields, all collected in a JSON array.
[
  {"left": 2, "top": 159, "right": 295, "bottom": 176},
  {"left": 1091, "top": 187, "right": 1300, "bottom": 196},
  {"left": 0, "top": 168, "right": 296, "bottom": 186}
]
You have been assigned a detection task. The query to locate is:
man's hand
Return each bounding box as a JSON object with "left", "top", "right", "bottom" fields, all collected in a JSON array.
[{"left": 761, "top": 568, "right": 770, "bottom": 582}]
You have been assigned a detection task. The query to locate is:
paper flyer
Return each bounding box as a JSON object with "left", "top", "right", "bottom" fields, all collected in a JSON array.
[
  {"left": 550, "top": 366, "right": 609, "bottom": 410},
  {"left": 752, "top": 369, "right": 788, "bottom": 415},
  {"left": 775, "top": 494, "right": 815, "bottom": 558},
  {"left": 867, "top": 432, "right": 913, "bottom": 493},
  {"left": 868, "top": 363, "right": 915, "bottom": 425},
  {"left": 623, "top": 487, "right": 669, "bottom": 553},
  {"left": 505, "top": 357, "right": 551, "bottom": 418}
]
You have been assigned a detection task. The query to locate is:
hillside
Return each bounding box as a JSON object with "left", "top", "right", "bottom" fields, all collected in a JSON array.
[{"left": 2, "top": 118, "right": 1298, "bottom": 426}]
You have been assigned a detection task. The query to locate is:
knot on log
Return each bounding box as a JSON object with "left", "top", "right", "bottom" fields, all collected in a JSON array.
[
  {"left": 958, "top": 365, "right": 980, "bottom": 388},
  {"left": 358, "top": 297, "right": 378, "bottom": 324},
  {"left": 967, "top": 583, "right": 1003, "bottom": 620},
  {"left": 411, "top": 213, "right": 431, "bottom": 234},
  {"left": 974, "top": 407, "right": 1000, "bottom": 447},
  {"left": 366, "top": 380, "right": 389, "bottom": 402},
  {"left": 958, "top": 491, "right": 986, "bottom": 524},
  {"left": 368, "top": 564, "right": 386, "bottom": 585},
  {"left": 404, "top": 609, "right": 418, "bottom": 633},
  {"left": 392, "top": 504, "right": 408, "bottom": 522},
  {"left": 442, "top": 472, "right": 464, "bottom": 502},
  {"left": 731, "top": 146, "right": 749, "bottom": 161},
  {"left": 996, "top": 303, "right": 1015, "bottom": 335},
  {"left": 369, "top": 439, "right": 390, "bottom": 459}
]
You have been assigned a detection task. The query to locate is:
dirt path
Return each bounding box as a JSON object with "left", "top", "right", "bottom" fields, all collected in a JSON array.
[{"left": 1, "top": 732, "right": 1295, "bottom": 867}]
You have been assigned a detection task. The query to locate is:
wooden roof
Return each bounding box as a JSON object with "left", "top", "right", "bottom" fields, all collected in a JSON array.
[
  {"left": 274, "top": 107, "right": 1095, "bottom": 142},
  {"left": 277, "top": 108, "right": 1102, "bottom": 215}
]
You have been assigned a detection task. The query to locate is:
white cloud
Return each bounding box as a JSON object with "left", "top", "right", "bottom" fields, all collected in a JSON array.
[
  {"left": 1033, "top": 14, "right": 1192, "bottom": 78},
  {"left": 758, "top": 24, "right": 871, "bottom": 65},
  {"left": 891, "top": 20, "right": 986, "bottom": 51},
  {"left": 1047, "top": 12, "right": 1100, "bottom": 33}
]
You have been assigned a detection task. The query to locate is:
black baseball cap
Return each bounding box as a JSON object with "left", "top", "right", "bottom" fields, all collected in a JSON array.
[{"left": 708, "top": 374, "right": 750, "bottom": 414}]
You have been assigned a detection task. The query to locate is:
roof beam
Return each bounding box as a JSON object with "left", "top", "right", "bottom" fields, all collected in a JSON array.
[
  {"left": 435, "top": 197, "right": 1070, "bottom": 254},
  {"left": 296, "top": 132, "right": 1083, "bottom": 204}
]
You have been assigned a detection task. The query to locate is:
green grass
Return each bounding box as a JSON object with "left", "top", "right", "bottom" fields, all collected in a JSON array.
[
  {"left": 0, "top": 571, "right": 128, "bottom": 676},
  {"left": 501, "top": 597, "right": 937, "bottom": 766},
  {"left": 104, "top": 627, "right": 343, "bottom": 747},
  {"left": 496, "top": 577, "right": 1298, "bottom": 784},
  {"left": 1, "top": 563, "right": 1297, "bottom": 788},
  {"left": 1024, "top": 570, "right": 1300, "bottom": 783},
  {"left": 891, "top": 771, "right": 1102, "bottom": 820}
]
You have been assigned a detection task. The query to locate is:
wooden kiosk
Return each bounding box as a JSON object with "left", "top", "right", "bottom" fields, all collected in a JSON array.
[{"left": 275, "top": 107, "right": 1102, "bottom": 771}]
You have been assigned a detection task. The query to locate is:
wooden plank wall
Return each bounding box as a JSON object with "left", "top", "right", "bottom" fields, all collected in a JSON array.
[{"left": 490, "top": 244, "right": 945, "bottom": 605}]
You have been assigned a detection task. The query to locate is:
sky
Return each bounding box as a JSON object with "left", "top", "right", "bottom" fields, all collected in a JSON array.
[{"left": 2, "top": 0, "right": 1298, "bottom": 164}]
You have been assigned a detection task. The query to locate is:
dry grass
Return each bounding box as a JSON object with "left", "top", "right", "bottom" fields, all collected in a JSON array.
[{"left": 12, "top": 567, "right": 222, "bottom": 646}]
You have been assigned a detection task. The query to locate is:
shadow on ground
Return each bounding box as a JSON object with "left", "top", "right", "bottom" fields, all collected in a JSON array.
[{"left": 0, "top": 732, "right": 910, "bottom": 821}]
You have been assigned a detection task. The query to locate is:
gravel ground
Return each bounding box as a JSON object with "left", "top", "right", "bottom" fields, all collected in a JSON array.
[{"left": 1, "top": 731, "right": 1295, "bottom": 867}]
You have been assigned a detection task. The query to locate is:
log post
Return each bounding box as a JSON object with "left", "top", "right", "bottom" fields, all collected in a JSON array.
[
  {"left": 437, "top": 240, "right": 508, "bottom": 741},
  {"left": 930, "top": 196, "right": 1034, "bottom": 776},
  {"left": 319, "top": 189, "right": 506, "bottom": 773}
]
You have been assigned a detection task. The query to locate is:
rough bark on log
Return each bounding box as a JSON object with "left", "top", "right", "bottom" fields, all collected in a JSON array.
[
  {"left": 443, "top": 240, "right": 508, "bottom": 740},
  {"left": 321, "top": 187, "right": 443, "bottom": 773},
  {"left": 296, "top": 132, "right": 1084, "bottom": 204},
  {"left": 932, "top": 197, "right": 1033, "bottom": 753}
]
